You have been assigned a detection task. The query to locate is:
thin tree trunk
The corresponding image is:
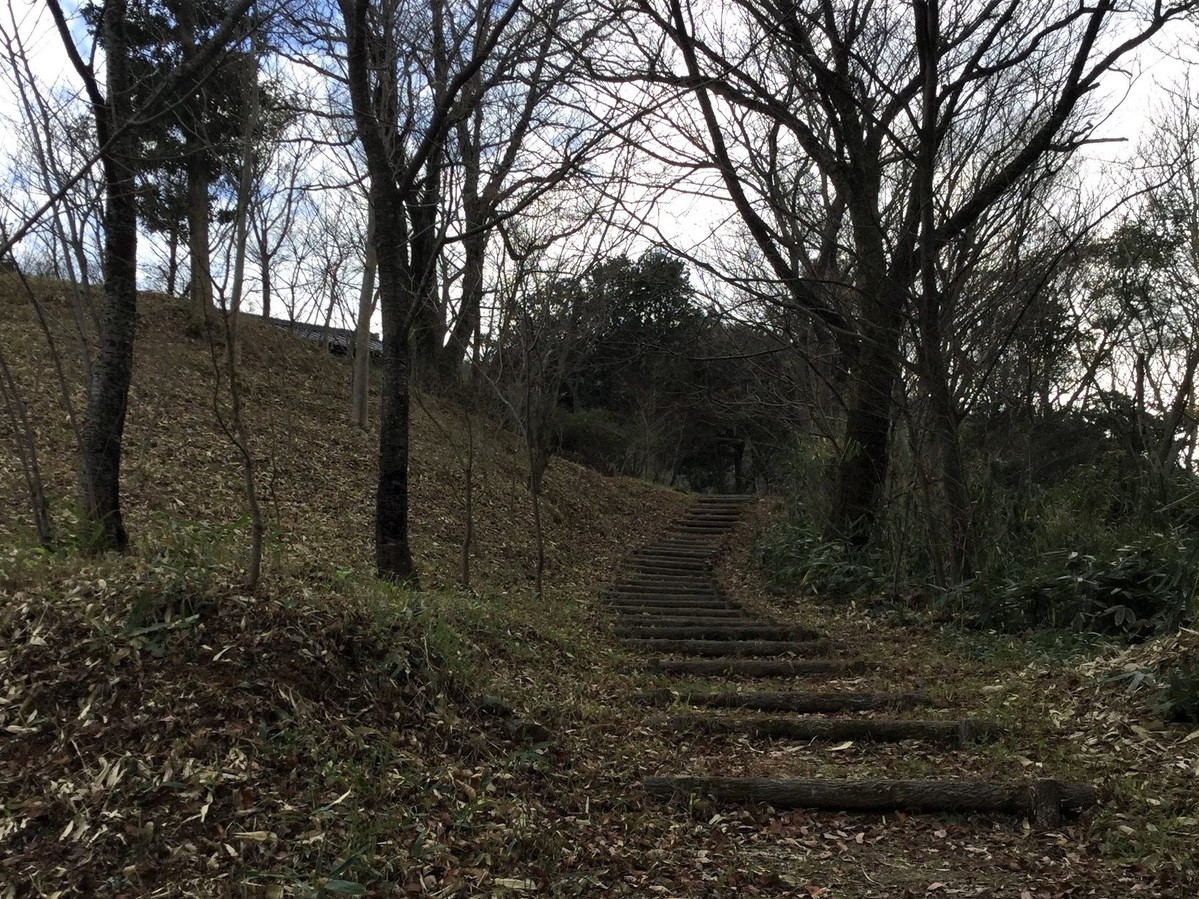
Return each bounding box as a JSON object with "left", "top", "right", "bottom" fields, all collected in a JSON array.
[
  {"left": 914, "top": 0, "right": 971, "bottom": 583},
  {"left": 258, "top": 229, "right": 272, "bottom": 319},
  {"left": 80, "top": 0, "right": 138, "bottom": 552},
  {"left": 531, "top": 461, "right": 545, "bottom": 599},
  {"left": 352, "top": 199, "right": 377, "bottom": 429},
  {"left": 1156, "top": 345, "right": 1199, "bottom": 475},
  {"left": 167, "top": 226, "right": 180, "bottom": 295},
  {"left": 217, "top": 26, "right": 265, "bottom": 590},
  {"left": 0, "top": 346, "right": 54, "bottom": 547},
  {"left": 460, "top": 408, "right": 474, "bottom": 588}
]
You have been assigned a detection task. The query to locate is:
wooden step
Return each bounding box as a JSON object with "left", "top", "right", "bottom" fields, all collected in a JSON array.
[
  {"left": 645, "top": 659, "right": 870, "bottom": 677},
  {"left": 612, "top": 615, "right": 764, "bottom": 627},
  {"left": 623, "top": 638, "right": 832, "bottom": 657},
  {"left": 615, "top": 625, "right": 822, "bottom": 642},
  {"left": 642, "top": 776, "right": 1097, "bottom": 827},
  {"left": 632, "top": 689, "right": 931, "bottom": 712},
  {"left": 613, "top": 608, "right": 752, "bottom": 620},
  {"left": 619, "top": 575, "right": 719, "bottom": 587},
  {"left": 669, "top": 713, "right": 1002, "bottom": 745},
  {"left": 603, "top": 597, "right": 740, "bottom": 610},
  {"left": 617, "top": 586, "right": 720, "bottom": 597}
]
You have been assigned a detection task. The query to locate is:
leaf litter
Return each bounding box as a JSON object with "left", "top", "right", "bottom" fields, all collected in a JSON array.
[{"left": 1, "top": 282, "right": 1197, "bottom": 896}]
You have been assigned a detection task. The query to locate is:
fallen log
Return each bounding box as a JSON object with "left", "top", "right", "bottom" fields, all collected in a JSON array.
[
  {"left": 615, "top": 625, "right": 823, "bottom": 642},
  {"left": 646, "top": 658, "right": 871, "bottom": 677},
  {"left": 642, "top": 776, "right": 1097, "bottom": 826},
  {"left": 632, "top": 689, "right": 931, "bottom": 712},
  {"left": 669, "top": 714, "right": 1001, "bottom": 745},
  {"left": 623, "top": 638, "right": 833, "bottom": 657}
]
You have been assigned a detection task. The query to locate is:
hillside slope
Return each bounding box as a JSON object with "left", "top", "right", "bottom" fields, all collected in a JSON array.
[
  {"left": 0, "top": 278, "right": 689, "bottom": 897},
  {"left": 0, "top": 278, "right": 685, "bottom": 584}
]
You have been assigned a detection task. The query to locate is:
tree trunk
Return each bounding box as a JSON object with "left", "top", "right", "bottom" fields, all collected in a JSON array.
[
  {"left": 176, "top": 0, "right": 212, "bottom": 325},
  {"left": 914, "top": 0, "right": 971, "bottom": 583},
  {"left": 258, "top": 229, "right": 272, "bottom": 319},
  {"left": 826, "top": 283, "right": 904, "bottom": 547},
  {"left": 187, "top": 155, "right": 213, "bottom": 323},
  {"left": 166, "top": 225, "right": 180, "bottom": 296},
  {"left": 460, "top": 410, "right": 474, "bottom": 587},
  {"left": 444, "top": 225, "right": 485, "bottom": 382},
  {"left": 352, "top": 199, "right": 377, "bottom": 429},
  {"left": 221, "top": 30, "right": 265, "bottom": 590},
  {"left": 373, "top": 189, "right": 417, "bottom": 583},
  {"left": 409, "top": 276, "right": 443, "bottom": 386},
  {"left": 1156, "top": 345, "right": 1199, "bottom": 478},
  {"left": 0, "top": 346, "right": 54, "bottom": 547},
  {"left": 80, "top": 0, "right": 137, "bottom": 552}
]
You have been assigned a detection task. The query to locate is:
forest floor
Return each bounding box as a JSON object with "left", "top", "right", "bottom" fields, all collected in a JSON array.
[{"left": 1, "top": 279, "right": 1197, "bottom": 897}]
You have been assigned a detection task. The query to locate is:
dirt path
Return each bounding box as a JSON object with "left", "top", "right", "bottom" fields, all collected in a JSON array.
[{"left": 591, "top": 495, "right": 1184, "bottom": 898}]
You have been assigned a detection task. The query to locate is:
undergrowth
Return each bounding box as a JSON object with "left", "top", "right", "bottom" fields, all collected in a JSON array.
[{"left": 0, "top": 519, "right": 585, "bottom": 896}]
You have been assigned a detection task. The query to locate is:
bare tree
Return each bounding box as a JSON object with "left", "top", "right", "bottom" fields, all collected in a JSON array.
[
  {"left": 44, "top": 0, "right": 257, "bottom": 551},
  {"left": 211, "top": 20, "right": 267, "bottom": 589},
  {"left": 336, "top": 0, "right": 524, "bottom": 581},
  {"left": 630, "top": 0, "right": 1197, "bottom": 559}
]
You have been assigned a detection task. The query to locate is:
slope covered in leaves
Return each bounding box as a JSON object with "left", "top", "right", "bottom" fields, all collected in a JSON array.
[
  {"left": 0, "top": 277, "right": 689, "bottom": 896},
  {"left": 6, "top": 279, "right": 1195, "bottom": 898},
  {"left": 0, "top": 277, "right": 683, "bottom": 583}
]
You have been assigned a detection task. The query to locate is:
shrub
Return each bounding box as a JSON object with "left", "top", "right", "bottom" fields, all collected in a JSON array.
[
  {"left": 1158, "top": 653, "right": 1199, "bottom": 723},
  {"left": 553, "top": 408, "right": 633, "bottom": 474},
  {"left": 758, "top": 519, "right": 887, "bottom": 600},
  {"left": 946, "top": 534, "right": 1197, "bottom": 640}
]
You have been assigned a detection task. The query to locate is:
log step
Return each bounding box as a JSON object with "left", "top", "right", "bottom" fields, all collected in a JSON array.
[
  {"left": 622, "top": 638, "right": 832, "bottom": 657},
  {"left": 607, "top": 589, "right": 724, "bottom": 600},
  {"left": 613, "top": 608, "right": 752, "bottom": 620},
  {"left": 613, "top": 577, "right": 714, "bottom": 592},
  {"left": 642, "top": 776, "right": 1097, "bottom": 826},
  {"left": 603, "top": 596, "right": 737, "bottom": 609},
  {"left": 634, "top": 546, "right": 713, "bottom": 558},
  {"left": 615, "top": 625, "right": 823, "bottom": 642},
  {"left": 613, "top": 615, "right": 765, "bottom": 627},
  {"left": 632, "top": 689, "right": 931, "bottom": 712},
  {"left": 608, "top": 583, "right": 721, "bottom": 593},
  {"left": 628, "top": 561, "right": 713, "bottom": 573},
  {"left": 670, "top": 714, "right": 1002, "bottom": 745},
  {"left": 645, "top": 659, "right": 872, "bottom": 677}
]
